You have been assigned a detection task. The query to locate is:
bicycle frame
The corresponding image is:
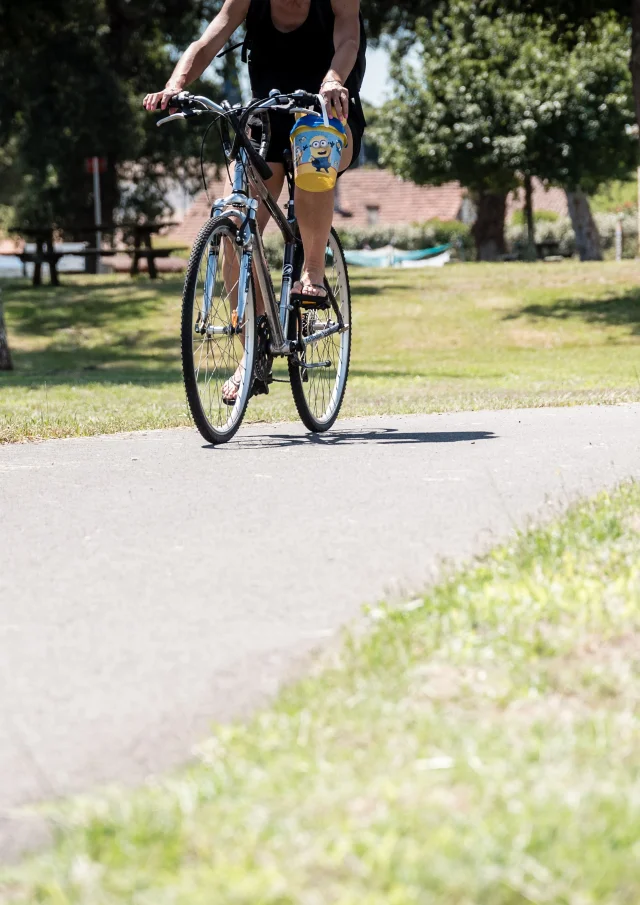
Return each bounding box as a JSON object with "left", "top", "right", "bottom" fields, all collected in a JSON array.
[
  {"left": 159, "top": 91, "right": 347, "bottom": 358},
  {"left": 210, "top": 147, "right": 299, "bottom": 356}
]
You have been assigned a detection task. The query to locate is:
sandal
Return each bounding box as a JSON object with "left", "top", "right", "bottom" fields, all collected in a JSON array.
[{"left": 291, "top": 281, "right": 330, "bottom": 309}]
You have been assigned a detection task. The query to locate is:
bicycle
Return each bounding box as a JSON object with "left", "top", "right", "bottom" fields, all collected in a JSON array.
[{"left": 157, "top": 89, "right": 352, "bottom": 445}]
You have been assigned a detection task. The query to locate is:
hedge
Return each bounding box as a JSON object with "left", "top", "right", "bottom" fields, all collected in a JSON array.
[
  {"left": 263, "top": 218, "right": 474, "bottom": 268},
  {"left": 507, "top": 211, "right": 638, "bottom": 259}
]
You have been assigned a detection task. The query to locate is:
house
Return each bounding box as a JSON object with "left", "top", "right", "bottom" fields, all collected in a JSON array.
[{"left": 167, "top": 169, "right": 568, "bottom": 246}]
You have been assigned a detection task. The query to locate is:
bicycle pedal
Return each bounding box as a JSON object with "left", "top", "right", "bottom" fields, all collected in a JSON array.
[
  {"left": 291, "top": 294, "right": 331, "bottom": 311},
  {"left": 249, "top": 376, "right": 272, "bottom": 398},
  {"left": 300, "top": 300, "right": 330, "bottom": 311}
]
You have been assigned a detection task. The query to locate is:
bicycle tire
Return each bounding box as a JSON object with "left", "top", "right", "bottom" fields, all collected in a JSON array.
[
  {"left": 181, "top": 216, "right": 257, "bottom": 445},
  {"left": 288, "top": 227, "right": 352, "bottom": 432}
]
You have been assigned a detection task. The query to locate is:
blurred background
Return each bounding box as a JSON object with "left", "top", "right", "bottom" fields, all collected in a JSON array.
[{"left": 1, "top": 0, "right": 639, "bottom": 267}]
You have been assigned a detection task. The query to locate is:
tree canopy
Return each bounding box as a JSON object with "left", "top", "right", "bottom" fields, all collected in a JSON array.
[
  {"left": 0, "top": 0, "right": 223, "bottom": 230},
  {"left": 376, "top": 1, "right": 635, "bottom": 258}
]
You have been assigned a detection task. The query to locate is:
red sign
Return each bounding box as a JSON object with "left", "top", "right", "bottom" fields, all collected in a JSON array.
[{"left": 84, "top": 157, "right": 107, "bottom": 175}]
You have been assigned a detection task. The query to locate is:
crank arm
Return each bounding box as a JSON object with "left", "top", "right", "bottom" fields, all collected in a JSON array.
[
  {"left": 302, "top": 322, "right": 348, "bottom": 346},
  {"left": 295, "top": 358, "right": 332, "bottom": 370}
]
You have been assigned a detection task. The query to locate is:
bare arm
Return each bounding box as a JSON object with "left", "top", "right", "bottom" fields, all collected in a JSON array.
[
  {"left": 320, "top": 0, "right": 361, "bottom": 121},
  {"left": 143, "top": 0, "right": 249, "bottom": 111}
]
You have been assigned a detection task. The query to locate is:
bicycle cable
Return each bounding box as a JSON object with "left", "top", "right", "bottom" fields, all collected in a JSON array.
[{"left": 200, "top": 115, "right": 222, "bottom": 205}]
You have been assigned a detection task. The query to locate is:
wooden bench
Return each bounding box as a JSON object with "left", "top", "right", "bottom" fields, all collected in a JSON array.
[
  {"left": 0, "top": 247, "right": 189, "bottom": 284},
  {"left": 5, "top": 222, "right": 185, "bottom": 286},
  {"left": 535, "top": 240, "right": 562, "bottom": 260},
  {"left": 127, "top": 247, "right": 185, "bottom": 279}
]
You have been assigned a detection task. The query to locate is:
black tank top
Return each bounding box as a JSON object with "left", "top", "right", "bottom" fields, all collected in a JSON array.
[{"left": 243, "top": 0, "right": 367, "bottom": 132}]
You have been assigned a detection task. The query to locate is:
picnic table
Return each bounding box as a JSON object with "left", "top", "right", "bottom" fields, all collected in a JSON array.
[
  {"left": 0, "top": 222, "right": 184, "bottom": 286},
  {"left": 535, "top": 240, "right": 562, "bottom": 260}
]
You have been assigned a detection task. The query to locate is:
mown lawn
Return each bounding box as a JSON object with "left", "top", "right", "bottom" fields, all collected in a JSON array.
[
  {"left": 3, "top": 481, "right": 640, "bottom": 903},
  {"left": 1, "top": 260, "right": 640, "bottom": 442}
]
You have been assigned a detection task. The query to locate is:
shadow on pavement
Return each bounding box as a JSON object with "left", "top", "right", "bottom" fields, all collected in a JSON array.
[{"left": 207, "top": 428, "right": 497, "bottom": 450}]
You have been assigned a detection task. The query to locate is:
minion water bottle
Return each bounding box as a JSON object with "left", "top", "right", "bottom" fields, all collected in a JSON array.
[{"left": 290, "top": 96, "right": 347, "bottom": 192}]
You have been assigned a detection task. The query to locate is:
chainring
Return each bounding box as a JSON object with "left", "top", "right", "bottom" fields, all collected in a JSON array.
[{"left": 251, "top": 315, "right": 274, "bottom": 396}]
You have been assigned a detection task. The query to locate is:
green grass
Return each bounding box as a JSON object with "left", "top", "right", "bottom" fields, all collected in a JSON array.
[
  {"left": 2, "top": 260, "right": 640, "bottom": 442},
  {"left": 3, "top": 481, "right": 640, "bottom": 903}
]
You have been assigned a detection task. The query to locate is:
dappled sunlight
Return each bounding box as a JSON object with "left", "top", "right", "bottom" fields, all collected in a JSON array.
[{"left": 2, "top": 263, "right": 640, "bottom": 442}]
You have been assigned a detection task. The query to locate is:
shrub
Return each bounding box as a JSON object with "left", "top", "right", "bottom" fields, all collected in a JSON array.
[
  {"left": 262, "top": 219, "right": 474, "bottom": 270},
  {"left": 0, "top": 205, "right": 14, "bottom": 239},
  {"left": 335, "top": 219, "right": 473, "bottom": 257},
  {"left": 507, "top": 211, "right": 638, "bottom": 259},
  {"left": 511, "top": 209, "right": 560, "bottom": 226}
]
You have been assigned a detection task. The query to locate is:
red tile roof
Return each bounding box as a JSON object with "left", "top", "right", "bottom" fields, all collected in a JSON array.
[
  {"left": 168, "top": 169, "right": 466, "bottom": 246},
  {"left": 168, "top": 170, "right": 569, "bottom": 247},
  {"left": 332, "top": 170, "right": 465, "bottom": 227}
]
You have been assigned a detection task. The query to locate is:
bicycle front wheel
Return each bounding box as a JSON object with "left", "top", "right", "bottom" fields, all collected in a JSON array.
[
  {"left": 181, "top": 216, "right": 256, "bottom": 445},
  {"left": 288, "top": 227, "right": 352, "bottom": 432}
]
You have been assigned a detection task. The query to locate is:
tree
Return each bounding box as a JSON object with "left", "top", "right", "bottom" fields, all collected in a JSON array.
[
  {"left": 376, "top": 2, "right": 635, "bottom": 260},
  {"left": 0, "top": 0, "right": 223, "bottom": 233},
  {"left": 0, "top": 288, "right": 12, "bottom": 371},
  {"left": 513, "top": 11, "right": 635, "bottom": 259}
]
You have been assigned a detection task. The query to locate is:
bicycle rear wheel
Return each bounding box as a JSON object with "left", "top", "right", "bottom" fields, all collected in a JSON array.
[
  {"left": 181, "top": 216, "right": 256, "bottom": 445},
  {"left": 288, "top": 227, "right": 352, "bottom": 432}
]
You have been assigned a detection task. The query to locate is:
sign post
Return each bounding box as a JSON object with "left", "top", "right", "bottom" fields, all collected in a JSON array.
[
  {"left": 85, "top": 157, "right": 107, "bottom": 273},
  {"left": 92, "top": 157, "right": 103, "bottom": 274}
]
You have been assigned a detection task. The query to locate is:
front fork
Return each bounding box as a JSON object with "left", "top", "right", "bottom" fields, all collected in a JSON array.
[{"left": 200, "top": 203, "right": 255, "bottom": 333}]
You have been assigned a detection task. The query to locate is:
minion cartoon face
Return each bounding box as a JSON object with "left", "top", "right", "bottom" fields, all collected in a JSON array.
[{"left": 310, "top": 137, "right": 332, "bottom": 172}]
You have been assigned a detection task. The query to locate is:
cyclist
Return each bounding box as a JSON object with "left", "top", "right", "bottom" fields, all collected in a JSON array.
[{"left": 144, "top": 0, "right": 366, "bottom": 310}]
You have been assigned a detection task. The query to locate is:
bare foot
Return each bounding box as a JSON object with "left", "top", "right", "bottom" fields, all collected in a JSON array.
[
  {"left": 221, "top": 362, "right": 245, "bottom": 405},
  {"left": 293, "top": 269, "right": 327, "bottom": 299}
]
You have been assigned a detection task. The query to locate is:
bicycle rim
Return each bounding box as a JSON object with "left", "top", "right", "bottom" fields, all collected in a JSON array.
[{"left": 181, "top": 216, "right": 256, "bottom": 445}]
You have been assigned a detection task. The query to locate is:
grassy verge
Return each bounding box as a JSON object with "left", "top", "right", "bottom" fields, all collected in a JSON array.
[
  {"left": 3, "top": 481, "right": 640, "bottom": 903},
  {"left": 2, "top": 260, "right": 640, "bottom": 442}
]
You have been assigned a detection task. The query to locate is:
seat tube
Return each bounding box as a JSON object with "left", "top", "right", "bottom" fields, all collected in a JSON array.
[{"left": 279, "top": 240, "right": 296, "bottom": 335}]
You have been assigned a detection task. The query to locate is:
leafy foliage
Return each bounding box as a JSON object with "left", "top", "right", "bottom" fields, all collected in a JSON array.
[
  {"left": 378, "top": 4, "right": 635, "bottom": 196},
  {"left": 0, "top": 0, "right": 224, "bottom": 229},
  {"left": 359, "top": 0, "right": 630, "bottom": 39}
]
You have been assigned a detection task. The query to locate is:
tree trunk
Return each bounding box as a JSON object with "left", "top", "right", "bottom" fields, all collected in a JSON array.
[
  {"left": 632, "top": 0, "right": 640, "bottom": 129},
  {"left": 471, "top": 191, "right": 507, "bottom": 261},
  {"left": 565, "top": 189, "right": 602, "bottom": 261},
  {"left": 0, "top": 293, "right": 13, "bottom": 371},
  {"left": 524, "top": 174, "right": 536, "bottom": 260}
]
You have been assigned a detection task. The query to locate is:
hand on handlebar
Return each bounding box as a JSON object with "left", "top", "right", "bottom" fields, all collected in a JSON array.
[{"left": 143, "top": 85, "right": 183, "bottom": 112}]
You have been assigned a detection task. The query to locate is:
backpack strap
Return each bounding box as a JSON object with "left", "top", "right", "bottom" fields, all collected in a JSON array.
[
  {"left": 241, "top": 0, "right": 265, "bottom": 63},
  {"left": 216, "top": 39, "right": 245, "bottom": 59}
]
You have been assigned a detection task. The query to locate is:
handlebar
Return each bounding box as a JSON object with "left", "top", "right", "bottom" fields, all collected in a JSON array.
[
  {"left": 155, "top": 89, "right": 326, "bottom": 182},
  {"left": 156, "top": 89, "right": 322, "bottom": 128}
]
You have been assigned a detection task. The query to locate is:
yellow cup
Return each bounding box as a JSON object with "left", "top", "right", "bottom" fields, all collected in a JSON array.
[{"left": 290, "top": 114, "right": 347, "bottom": 193}]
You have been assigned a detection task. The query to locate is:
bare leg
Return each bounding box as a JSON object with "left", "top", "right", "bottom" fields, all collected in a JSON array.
[
  {"left": 294, "top": 124, "right": 354, "bottom": 298},
  {"left": 220, "top": 164, "right": 286, "bottom": 314},
  {"left": 221, "top": 163, "right": 286, "bottom": 402}
]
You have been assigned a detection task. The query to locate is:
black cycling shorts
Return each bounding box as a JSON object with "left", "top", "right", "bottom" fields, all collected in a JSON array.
[{"left": 264, "top": 110, "right": 362, "bottom": 174}]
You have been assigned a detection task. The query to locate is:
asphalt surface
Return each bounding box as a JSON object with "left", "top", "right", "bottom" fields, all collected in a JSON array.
[{"left": 2, "top": 405, "right": 640, "bottom": 860}]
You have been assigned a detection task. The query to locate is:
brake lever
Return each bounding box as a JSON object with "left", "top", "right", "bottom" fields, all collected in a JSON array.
[
  {"left": 156, "top": 110, "right": 201, "bottom": 127},
  {"left": 157, "top": 112, "right": 186, "bottom": 127}
]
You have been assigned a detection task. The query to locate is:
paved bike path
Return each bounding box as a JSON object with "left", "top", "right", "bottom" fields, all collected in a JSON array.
[{"left": 1, "top": 405, "right": 640, "bottom": 859}]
